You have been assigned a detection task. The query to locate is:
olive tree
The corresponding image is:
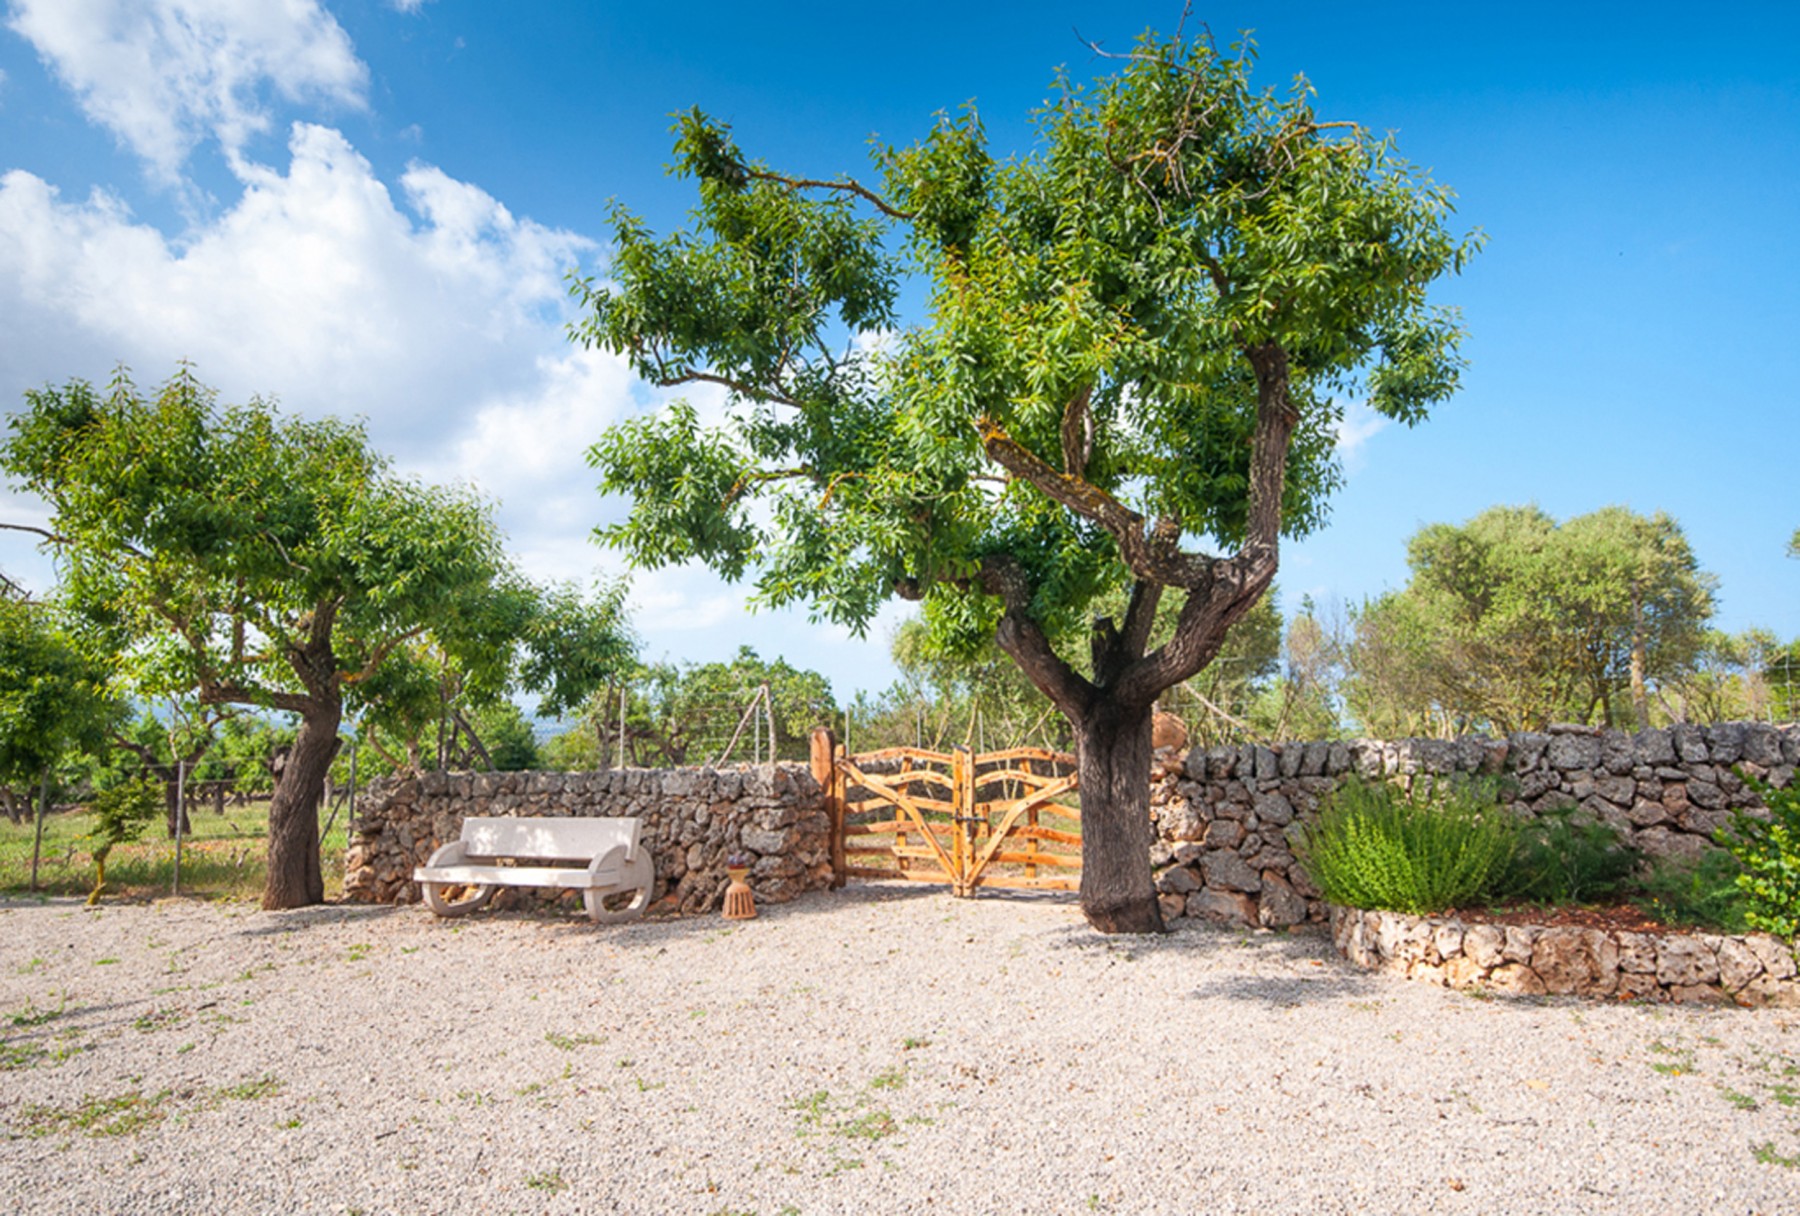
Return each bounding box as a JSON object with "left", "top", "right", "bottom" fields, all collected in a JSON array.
[
  {"left": 574, "top": 30, "right": 1477, "bottom": 932},
  {"left": 3, "top": 369, "right": 630, "bottom": 908}
]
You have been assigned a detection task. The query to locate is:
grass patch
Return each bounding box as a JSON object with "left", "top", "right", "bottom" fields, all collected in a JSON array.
[
  {"left": 19, "top": 1089, "right": 173, "bottom": 1138},
  {"left": 0, "top": 797, "right": 350, "bottom": 902},
  {"left": 545, "top": 1031, "right": 604, "bottom": 1052}
]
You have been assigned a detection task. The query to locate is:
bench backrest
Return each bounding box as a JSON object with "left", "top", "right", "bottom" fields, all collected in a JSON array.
[{"left": 458, "top": 816, "right": 640, "bottom": 863}]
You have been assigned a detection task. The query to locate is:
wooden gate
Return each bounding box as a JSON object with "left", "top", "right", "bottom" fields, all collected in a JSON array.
[{"left": 812, "top": 733, "right": 1080, "bottom": 895}]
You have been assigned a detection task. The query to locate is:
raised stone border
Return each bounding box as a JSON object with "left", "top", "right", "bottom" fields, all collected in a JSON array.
[{"left": 1329, "top": 904, "right": 1800, "bottom": 1006}]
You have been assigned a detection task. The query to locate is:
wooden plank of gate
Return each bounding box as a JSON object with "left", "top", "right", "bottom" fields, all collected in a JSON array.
[
  {"left": 841, "top": 761, "right": 962, "bottom": 883},
  {"left": 963, "top": 773, "right": 1079, "bottom": 889}
]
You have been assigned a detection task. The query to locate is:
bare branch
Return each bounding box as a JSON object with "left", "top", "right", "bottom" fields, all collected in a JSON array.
[
  {"left": 743, "top": 167, "right": 914, "bottom": 220},
  {"left": 647, "top": 364, "right": 805, "bottom": 410}
]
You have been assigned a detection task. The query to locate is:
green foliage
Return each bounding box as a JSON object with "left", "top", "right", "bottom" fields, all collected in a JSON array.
[
  {"left": 1638, "top": 849, "right": 1751, "bottom": 934},
  {"left": 1298, "top": 777, "right": 1517, "bottom": 915},
  {"left": 468, "top": 701, "right": 539, "bottom": 772},
  {"left": 566, "top": 647, "right": 838, "bottom": 768},
  {"left": 0, "top": 598, "right": 120, "bottom": 787},
  {"left": 1719, "top": 777, "right": 1800, "bottom": 941},
  {"left": 1490, "top": 806, "right": 1640, "bottom": 905},
  {"left": 88, "top": 779, "right": 161, "bottom": 855},
  {"left": 573, "top": 27, "right": 1475, "bottom": 675},
  {"left": 3, "top": 370, "right": 635, "bottom": 900},
  {"left": 1345, "top": 505, "right": 1714, "bottom": 734}
]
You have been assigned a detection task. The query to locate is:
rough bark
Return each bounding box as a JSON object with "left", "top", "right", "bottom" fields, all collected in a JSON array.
[
  {"left": 262, "top": 699, "right": 340, "bottom": 909},
  {"left": 1072, "top": 697, "right": 1163, "bottom": 933}
]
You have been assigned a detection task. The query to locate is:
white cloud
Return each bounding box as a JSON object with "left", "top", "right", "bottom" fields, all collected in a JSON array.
[
  {"left": 388, "top": 0, "right": 430, "bottom": 12},
  {"left": 1334, "top": 399, "right": 1392, "bottom": 471},
  {"left": 0, "top": 123, "right": 593, "bottom": 455},
  {"left": 0, "top": 122, "right": 904, "bottom": 694},
  {"left": 5, "top": 0, "right": 367, "bottom": 179}
]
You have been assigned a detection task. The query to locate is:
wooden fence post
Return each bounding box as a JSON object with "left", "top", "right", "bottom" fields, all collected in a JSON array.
[{"left": 811, "top": 727, "right": 847, "bottom": 889}]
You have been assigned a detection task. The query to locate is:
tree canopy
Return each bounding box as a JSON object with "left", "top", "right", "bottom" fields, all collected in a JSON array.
[
  {"left": 573, "top": 28, "right": 1477, "bottom": 932},
  {"left": 2, "top": 368, "right": 633, "bottom": 907},
  {"left": 1346, "top": 505, "right": 1714, "bottom": 734}
]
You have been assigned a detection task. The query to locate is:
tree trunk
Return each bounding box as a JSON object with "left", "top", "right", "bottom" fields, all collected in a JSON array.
[
  {"left": 1629, "top": 590, "right": 1649, "bottom": 728},
  {"left": 1072, "top": 696, "right": 1164, "bottom": 934},
  {"left": 162, "top": 774, "right": 192, "bottom": 838},
  {"left": 262, "top": 701, "right": 341, "bottom": 909}
]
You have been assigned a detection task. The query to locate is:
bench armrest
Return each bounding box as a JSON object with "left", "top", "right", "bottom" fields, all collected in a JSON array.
[
  {"left": 425, "top": 840, "right": 470, "bottom": 868},
  {"left": 587, "top": 842, "right": 630, "bottom": 888}
]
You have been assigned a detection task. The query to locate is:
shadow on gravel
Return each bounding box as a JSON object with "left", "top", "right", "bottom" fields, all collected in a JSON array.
[
  {"left": 235, "top": 902, "right": 411, "bottom": 937},
  {"left": 1185, "top": 970, "right": 1380, "bottom": 1006}
]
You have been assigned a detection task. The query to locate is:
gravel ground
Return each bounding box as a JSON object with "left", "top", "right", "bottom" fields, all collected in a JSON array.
[{"left": 1, "top": 885, "right": 1796, "bottom": 1216}]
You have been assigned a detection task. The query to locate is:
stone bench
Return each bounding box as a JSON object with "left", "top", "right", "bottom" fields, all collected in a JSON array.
[{"left": 413, "top": 816, "right": 653, "bottom": 924}]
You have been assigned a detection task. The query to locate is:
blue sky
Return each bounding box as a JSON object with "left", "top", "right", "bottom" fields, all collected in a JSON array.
[{"left": 1, "top": 1, "right": 1796, "bottom": 702}]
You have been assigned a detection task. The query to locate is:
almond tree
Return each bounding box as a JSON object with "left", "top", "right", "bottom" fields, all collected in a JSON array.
[
  {"left": 3, "top": 369, "right": 631, "bottom": 908},
  {"left": 574, "top": 29, "right": 1478, "bottom": 932}
]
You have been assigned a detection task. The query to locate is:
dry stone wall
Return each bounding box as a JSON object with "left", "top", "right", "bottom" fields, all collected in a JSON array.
[
  {"left": 1331, "top": 906, "right": 1800, "bottom": 1006},
  {"left": 1149, "top": 721, "right": 1800, "bottom": 930},
  {"left": 344, "top": 764, "right": 834, "bottom": 915}
]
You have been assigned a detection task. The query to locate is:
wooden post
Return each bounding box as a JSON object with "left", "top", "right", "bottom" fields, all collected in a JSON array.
[
  {"left": 28, "top": 773, "right": 47, "bottom": 891},
  {"left": 952, "top": 746, "right": 973, "bottom": 896},
  {"left": 832, "top": 743, "right": 848, "bottom": 888},
  {"left": 810, "top": 728, "right": 846, "bottom": 889}
]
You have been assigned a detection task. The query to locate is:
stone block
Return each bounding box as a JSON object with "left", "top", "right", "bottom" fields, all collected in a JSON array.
[
  {"left": 1201, "top": 850, "right": 1262, "bottom": 893},
  {"left": 1672, "top": 725, "right": 1708, "bottom": 763},
  {"left": 1633, "top": 728, "right": 1677, "bottom": 765},
  {"left": 1488, "top": 963, "right": 1547, "bottom": 996},
  {"left": 1548, "top": 733, "right": 1602, "bottom": 771},
  {"left": 1531, "top": 928, "right": 1619, "bottom": 996},
  {"left": 1656, "top": 936, "right": 1720, "bottom": 987},
  {"left": 1745, "top": 936, "right": 1798, "bottom": 981},
  {"left": 1157, "top": 892, "right": 1188, "bottom": 922},
  {"left": 1156, "top": 865, "right": 1200, "bottom": 895},
  {"left": 1189, "top": 888, "right": 1258, "bottom": 926},
  {"left": 1715, "top": 938, "right": 1765, "bottom": 993},
  {"left": 1445, "top": 956, "right": 1489, "bottom": 988},
  {"left": 1202, "top": 819, "right": 1246, "bottom": 850},
  {"left": 1463, "top": 925, "right": 1505, "bottom": 968},
  {"left": 1258, "top": 873, "right": 1307, "bottom": 927},
  {"left": 1252, "top": 791, "right": 1295, "bottom": 826}
]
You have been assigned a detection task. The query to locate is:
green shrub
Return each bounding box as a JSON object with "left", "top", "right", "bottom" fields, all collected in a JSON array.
[
  {"left": 1718, "top": 776, "right": 1800, "bottom": 941},
  {"left": 1638, "top": 848, "right": 1750, "bottom": 934},
  {"left": 1298, "top": 777, "right": 1518, "bottom": 915},
  {"left": 1491, "top": 806, "right": 1640, "bottom": 905}
]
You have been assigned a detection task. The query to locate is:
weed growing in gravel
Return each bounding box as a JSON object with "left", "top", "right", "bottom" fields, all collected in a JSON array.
[
  {"left": 869, "top": 1066, "right": 906, "bottom": 1091},
  {"left": 212, "top": 1076, "right": 283, "bottom": 1104},
  {"left": 525, "top": 1170, "right": 569, "bottom": 1193},
  {"left": 17, "top": 957, "right": 44, "bottom": 974},
  {"left": 347, "top": 943, "right": 371, "bottom": 962},
  {"left": 1648, "top": 1041, "right": 1698, "bottom": 1077},
  {"left": 901, "top": 1036, "right": 931, "bottom": 1051},
  {"left": 7, "top": 993, "right": 64, "bottom": 1026},
  {"left": 133, "top": 1007, "right": 185, "bottom": 1033},
  {"left": 1719, "top": 1087, "right": 1759, "bottom": 1110},
  {"left": 1753, "top": 1142, "right": 1799, "bottom": 1168},
  {"left": 544, "top": 1031, "right": 604, "bottom": 1051},
  {"left": 19, "top": 1089, "right": 173, "bottom": 1137},
  {"left": 0, "top": 1041, "right": 46, "bottom": 1070}
]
